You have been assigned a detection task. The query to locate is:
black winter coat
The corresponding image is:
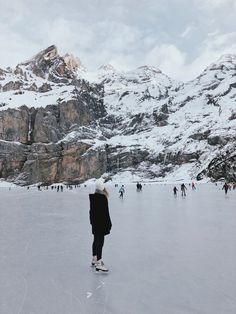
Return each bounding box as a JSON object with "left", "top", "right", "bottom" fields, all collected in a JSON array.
[{"left": 89, "top": 193, "right": 112, "bottom": 235}]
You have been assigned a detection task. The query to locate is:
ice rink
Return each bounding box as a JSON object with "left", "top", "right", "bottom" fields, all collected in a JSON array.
[{"left": 0, "top": 183, "right": 236, "bottom": 314}]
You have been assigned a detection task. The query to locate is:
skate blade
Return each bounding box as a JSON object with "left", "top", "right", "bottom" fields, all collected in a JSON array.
[{"left": 95, "top": 269, "right": 109, "bottom": 273}]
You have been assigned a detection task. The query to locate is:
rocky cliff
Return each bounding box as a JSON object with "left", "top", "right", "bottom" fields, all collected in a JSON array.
[{"left": 0, "top": 46, "right": 235, "bottom": 185}]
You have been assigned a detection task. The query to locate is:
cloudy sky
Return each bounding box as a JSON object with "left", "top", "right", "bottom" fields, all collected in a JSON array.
[{"left": 0, "top": 0, "right": 236, "bottom": 81}]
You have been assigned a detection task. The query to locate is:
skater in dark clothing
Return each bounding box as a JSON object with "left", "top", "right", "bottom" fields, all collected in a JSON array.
[
  {"left": 60, "top": 185, "right": 63, "bottom": 192},
  {"left": 57, "top": 186, "right": 60, "bottom": 192},
  {"left": 222, "top": 183, "right": 229, "bottom": 194},
  {"left": 173, "top": 186, "right": 178, "bottom": 197},
  {"left": 89, "top": 180, "right": 112, "bottom": 272},
  {"left": 181, "top": 183, "right": 187, "bottom": 196},
  {"left": 136, "top": 182, "right": 143, "bottom": 191},
  {"left": 192, "top": 182, "right": 196, "bottom": 190}
]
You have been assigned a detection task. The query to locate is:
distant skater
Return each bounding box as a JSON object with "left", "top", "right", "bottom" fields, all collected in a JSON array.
[
  {"left": 173, "top": 186, "right": 178, "bottom": 197},
  {"left": 136, "top": 182, "right": 143, "bottom": 191},
  {"left": 89, "top": 180, "right": 112, "bottom": 272},
  {"left": 192, "top": 182, "right": 196, "bottom": 190},
  {"left": 119, "top": 185, "right": 125, "bottom": 198},
  {"left": 222, "top": 183, "right": 229, "bottom": 195},
  {"left": 181, "top": 183, "right": 187, "bottom": 197}
]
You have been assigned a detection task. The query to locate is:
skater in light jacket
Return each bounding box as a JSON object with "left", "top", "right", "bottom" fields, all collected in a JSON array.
[{"left": 119, "top": 185, "right": 125, "bottom": 198}]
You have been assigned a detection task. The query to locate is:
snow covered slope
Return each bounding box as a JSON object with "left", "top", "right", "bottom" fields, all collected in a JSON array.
[{"left": 0, "top": 46, "right": 235, "bottom": 184}]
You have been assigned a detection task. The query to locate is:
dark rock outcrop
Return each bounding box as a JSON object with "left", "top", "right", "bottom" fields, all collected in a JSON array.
[
  {"left": 3, "top": 81, "right": 23, "bottom": 92},
  {"left": 207, "top": 135, "right": 227, "bottom": 146},
  {"left": 189, "top": 130, "right": 211, "bottom": 141},
  {"left": 153, "top": 111, "right": 169, "bottom": 127},
  {"left": 197, "top": 149, "right": 236, "bottom": 182}
]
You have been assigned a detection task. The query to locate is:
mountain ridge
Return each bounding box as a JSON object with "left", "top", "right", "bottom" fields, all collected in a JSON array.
[{"left": 0, "top": 45, "right": 235, "bottom": 185}]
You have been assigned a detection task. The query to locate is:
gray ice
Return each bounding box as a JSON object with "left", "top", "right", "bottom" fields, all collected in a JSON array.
[{"left": 0, "top": 183, "right": 236, "bottom": 314}]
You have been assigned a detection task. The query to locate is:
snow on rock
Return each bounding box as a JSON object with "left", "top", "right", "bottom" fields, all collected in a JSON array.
[{"left": 0, "top": 45, "right": 235, "bottom": 184}]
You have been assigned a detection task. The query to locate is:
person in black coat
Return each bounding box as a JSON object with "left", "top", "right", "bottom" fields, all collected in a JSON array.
[
  {"left": 89, "top": 180, "right": 112, "bottom": 272},
  {"left": 173, "top": 186, "right": 178, "bottom": 197},
  {"left": 181, "top": 183, "right": 187, "bottom": 196},
  {"left": 222, "top": 183, "right": 229, "bottom": 194}
]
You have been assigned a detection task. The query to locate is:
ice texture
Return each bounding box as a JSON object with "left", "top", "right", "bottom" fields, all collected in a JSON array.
[{"left": 0, "top": 184, "right": 236, "bottom": 314}]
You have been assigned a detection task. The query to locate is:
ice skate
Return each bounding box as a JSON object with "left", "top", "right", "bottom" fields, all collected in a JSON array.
[
  {"left": 95, "top": 260, "right": 109, "bottom": 272},
  {"left": 91, "top": 256, "right": 98, "bottom": 267}
]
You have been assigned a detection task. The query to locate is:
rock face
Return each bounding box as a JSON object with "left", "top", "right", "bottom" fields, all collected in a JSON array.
[
  {"left": 197, "top": 149, "right": 236, "bottom": 182},
  {"left": 0, "top": 46, "right": 236, "bottom": 184},
  {"left": 0, "top": 107, "right": 29, "bottom": 143},
  {"left": 0, "top": 91, "right": 107, "bottom": 184}
]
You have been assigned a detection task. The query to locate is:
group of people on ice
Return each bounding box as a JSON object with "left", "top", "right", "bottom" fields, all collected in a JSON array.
[
  {"left": 173, "top": 181, "right": 235, "bottom": 196},
  {"left": 117, "top": 181, "right": 143, "bottom": 198},
  {"left": 173, "top": 182, "right": 196, "bottom": 197},
  {"left": 31, "top": 177, "right": 232, "bottom": 275}
]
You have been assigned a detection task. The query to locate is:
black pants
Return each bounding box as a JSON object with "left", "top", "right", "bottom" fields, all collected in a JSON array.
[{"left": 92, "top": 234, "right": 104, "bottom": 260}]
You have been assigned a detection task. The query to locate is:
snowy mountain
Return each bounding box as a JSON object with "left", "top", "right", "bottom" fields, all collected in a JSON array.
[{"left": 0, "top": 45, "right": 235, "bottom": 185}]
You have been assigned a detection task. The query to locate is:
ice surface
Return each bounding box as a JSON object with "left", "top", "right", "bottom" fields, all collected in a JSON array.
[{"left": 0, "top": 184, "right": 236, "bottom": 314}]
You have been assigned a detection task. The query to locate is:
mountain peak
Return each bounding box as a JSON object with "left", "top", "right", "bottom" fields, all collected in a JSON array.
[
  {"left": 99, "top": 64, "right": 116, "bottom": 72},
  {"left": 205, "top": 53, "right": 236, "bottom": 73},
  {"left": 18, "top": 45, "right": 84, "bottom": 81},
  {"left": 216, "top": 53, "right": 236, "bottom": 64},
  {"left": 22, "top": 45, "right": 59, "bottom": 66},
  {"left": 137, "top": 65, "right": 162, "bottom": 73}
]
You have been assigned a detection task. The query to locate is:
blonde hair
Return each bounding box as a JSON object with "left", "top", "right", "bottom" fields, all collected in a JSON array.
[{"left": 103, "top": 187, "right": 109, "bottom": 198}]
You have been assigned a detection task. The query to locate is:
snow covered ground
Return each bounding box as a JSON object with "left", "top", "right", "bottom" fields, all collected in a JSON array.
[
  {"left": 0, "top": 184, "right": 236, "bottom": 314},
  {"left": 0, "top": 180, "right": 17, "bottom": 188}
]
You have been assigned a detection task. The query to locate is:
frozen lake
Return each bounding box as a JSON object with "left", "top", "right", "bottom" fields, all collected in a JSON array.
[{"left": 0, "top": 183, "right": 236, "bottom": 314}]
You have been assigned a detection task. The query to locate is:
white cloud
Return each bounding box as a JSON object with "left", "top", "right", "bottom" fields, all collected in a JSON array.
[
  {"left": 187, "top": 32, "right": 236, "bottom": 76},
  {"left": 143, "top": 31, "right": 236, "bottom": 81},
  {"left": 0, "top": 0, "right": 236, "bottom": 82},
  {"left": 194, "top": 0, "right": 234, "bottom": 9},
  {"left": 39, "top": 18, "right": 94, "bottom": 53},
  {"left": 145, "top": 44, "right": 186, "bottom": 79},
  {"left": 180, "top": 26, "right": 193, "bottom": 38}
]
